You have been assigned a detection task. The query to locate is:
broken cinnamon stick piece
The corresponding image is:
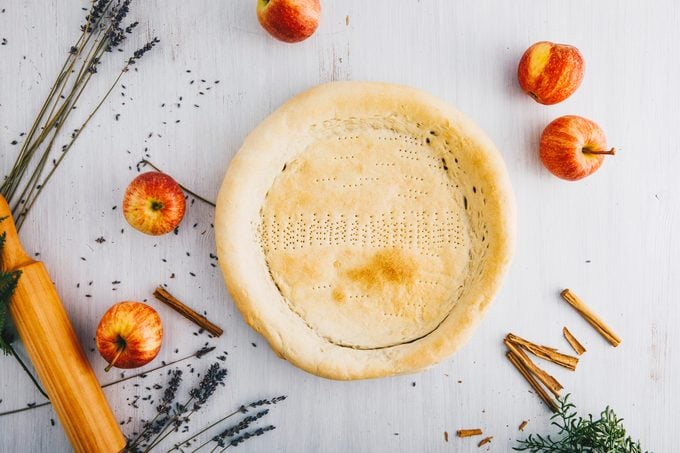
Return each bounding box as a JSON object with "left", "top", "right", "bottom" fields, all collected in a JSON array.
[
  {"left": 506, "top": 333, "right": 579, "bottom": 371},
  {"left": 563, "top": 327, "right": 586, "bottom": 355},
  {"left": 518, "top": 420, "right": 528, "bottom": 431},
  {"left": 560, "top": 289, "right": 621, "bottom": 347},
  {"left": 456, "top": 429, "right": 483, "bottom": 438},
  {"left": 504, "top": 339, "right": 562, "bottom": 397},
  {"left": 478, "top": 436, "right": 493, "bottom": 447},
  {"left": 506, "top": 351, "right": 558, "bottom": 412},
  {"left": 153, "top": 286, "right": 224, "bottom": 337}
]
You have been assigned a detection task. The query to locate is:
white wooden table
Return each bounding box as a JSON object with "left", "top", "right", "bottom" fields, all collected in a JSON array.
[{"left": 1, "top": 1, "right": 677, "bottom": 451}]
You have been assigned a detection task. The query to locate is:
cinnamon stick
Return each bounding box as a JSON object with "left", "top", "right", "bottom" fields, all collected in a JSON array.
[
  {"left": 456, "top": 429, "right": 483, "bottom": 438},
  {"left": 478, "top": 436, "right": 493, "bottom": 447},
  {"left": 153, "top": 286, "right": 223, "bottom": 337},
  {"left": 562, "top": 327, "right": 586, "bottom": 355},
  {"left": 506, "top": 333, "right": 579, "bottom": 370},
  {"left": 506, "top": 351, "right": 558, "bottom": 412},
  {"left": 518, "top": 420, "right": 528, "bottom": 431},
  {"left": 504, "top": 339, "right": 562, "bottom": 397},
  {"left": 560, "top": 289, "right": 621, "bottom": 347}
]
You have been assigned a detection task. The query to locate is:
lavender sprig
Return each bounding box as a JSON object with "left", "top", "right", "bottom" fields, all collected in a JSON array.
[
  {"left": 221, "top": 426, "right": 276, "bottom": 451},
  {"left": 126, "top": 369, "right": 183, "bottom": 450},
  {"left": 177, "top": 396, "right": 286, "bottom": 453},
  {"left": 190, "top": 364, "right": 228, "bottom": 411},
  {"left": 140, "top": 363, "right": 228, "bottom": 452},
  {"left": 0, "top": 346, "right": 215, "bottom": 418},
  {"left": 2, "top": 0, "right": 160, "bottom": 230},
  {"left": 212, "top": 410, "right": 269, "bottom": 449},
  {"left": 239, "top": 396, "right": 287, "bottom": 414}
]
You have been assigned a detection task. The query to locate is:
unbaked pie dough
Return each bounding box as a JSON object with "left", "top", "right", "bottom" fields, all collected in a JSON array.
[{"left": 216, "top": 82, "right": 515, "bottom": 380}]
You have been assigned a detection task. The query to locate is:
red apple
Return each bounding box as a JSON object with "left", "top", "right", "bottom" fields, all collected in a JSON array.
[
  {"left": 257, "top": 0, "right": 321, "bottom": 43},
  {"left": 540, "top": 115, "right": 615, "bottom": 181},
  {"left": 96, "top": 301, "right": 163, "bottom": 371},
  {"left": 123, "top": 171, "right": 186, "bottom": 235},
  {"left": 518, "top": 41, "right": 584, "bottom": 105}
]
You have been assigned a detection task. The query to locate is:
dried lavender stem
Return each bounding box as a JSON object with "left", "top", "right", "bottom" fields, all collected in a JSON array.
[
  {"left": 17, "top": 68, "right": 125, "bottom": 229},
  {"left": 168, "top": 408, "right": 242, "bottom": 452},
  {"left": 9, "top": 37, "right": 104, "bottom": 218},
  {"left": 12, "top": 27, "right": 111, "bottom": 220},
  {"left": 140, "top": 160, "right": 216, "bottom": 208},
  {"left": 3, "top": 5, "right": 109, "bottom": 202},
  {"left": 1, "top": 18, "right": 93, "bottom": 199},
  {"left": 7, "top": 343, "right": 48, "bottom": 398},
  {"left": 13, "top": 72, "right": 92, "bottom": 222},
  {"left": 144, "top": 399, "right": 196, "bottom": 452},
  {"left": 127, "top": 410, "right": 165, "bottom": 450},
  {"left": 0, "top": 347, "right": 214, "bottom": 418}
]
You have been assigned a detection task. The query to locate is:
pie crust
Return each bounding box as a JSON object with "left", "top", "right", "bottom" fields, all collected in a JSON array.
[{"left": 215, "top": 82, "right": 515, "bottom": 380}]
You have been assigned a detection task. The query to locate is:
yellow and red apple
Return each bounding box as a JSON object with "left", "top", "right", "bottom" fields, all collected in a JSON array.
[
  {"left": 123, "top": 171, "right": 186, "bottom": 235},
  {"left": 518, "top": 41, "right": 584, "bottom": 105},
  {"left": 540, "top": 115, "right": 615, "bottom": 181},
  {"left": 257, "top": 0, "right": 321, "bottom": 43},
  {"left": 96, "top": 301, "right": 163, "bottom": 371}
]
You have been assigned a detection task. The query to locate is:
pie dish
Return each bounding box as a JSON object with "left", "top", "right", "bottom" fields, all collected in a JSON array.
[{"left": 215, "top": 82, "right": 515, "bottom": 380}]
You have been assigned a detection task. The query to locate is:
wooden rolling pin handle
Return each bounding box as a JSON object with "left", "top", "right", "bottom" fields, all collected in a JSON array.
[{"left": 0, "top": 196, "right": 125, "bottom": 453}]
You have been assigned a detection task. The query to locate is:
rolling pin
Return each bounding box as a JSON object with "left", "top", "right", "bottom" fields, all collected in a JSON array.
[{"left": 0, "top": 196, "right": 126, "bottom": 453}]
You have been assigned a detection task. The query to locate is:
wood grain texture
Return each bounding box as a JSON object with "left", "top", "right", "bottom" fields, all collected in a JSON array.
[
  {"left": 0, "top": 196, "right": 125, "bottom": 453},
  {"left": 10, "top": 262, "right": 126, "bottom": 453},
  {"left": 1, "top": 0, "right": 679, "bottom": 451}
]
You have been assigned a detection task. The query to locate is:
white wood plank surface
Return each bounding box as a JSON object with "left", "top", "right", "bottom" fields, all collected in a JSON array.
[{"left": 1, "top": 1, "right": 678, "bottom": 451}]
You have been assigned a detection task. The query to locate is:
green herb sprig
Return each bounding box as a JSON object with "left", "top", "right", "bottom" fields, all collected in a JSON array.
[{"left": 515, "top": 394, "right": 647, "bottom": 452}]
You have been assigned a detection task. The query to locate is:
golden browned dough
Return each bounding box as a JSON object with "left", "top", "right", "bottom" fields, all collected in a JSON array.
[{"left": 216, "top": 82, "right": 515, "bottom": 379}]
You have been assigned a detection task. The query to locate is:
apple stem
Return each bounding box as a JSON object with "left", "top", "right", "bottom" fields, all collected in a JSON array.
[
  {"left": 583, "top": 147, "right": 616, "bottom": 156},
  {"left": 105, "top": 345, "right": 125, "bottom": 372}
]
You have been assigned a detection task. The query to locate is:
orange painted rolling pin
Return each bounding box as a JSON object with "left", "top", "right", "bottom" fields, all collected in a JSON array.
[{"left": 0, "top": 196, "right": 125, "bottom": 453}]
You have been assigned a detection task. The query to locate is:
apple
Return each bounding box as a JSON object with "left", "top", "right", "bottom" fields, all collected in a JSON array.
[
  {"left": 518, "top": 41, "right": 584, "bottom": 105},
  {"left": 96, "top": 301, "right": 163, "bottom": 371},
  {"left": 123, "top": 171, "right": 186, "bottom": 235},
  {"left": 540, "top": 115, "right": 615, "bottom": 181},
  {"left": 257, "top": 0, "right": 321, "bottom": 43}
]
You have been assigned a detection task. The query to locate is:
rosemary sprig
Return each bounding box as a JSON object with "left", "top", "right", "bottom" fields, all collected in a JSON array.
[{"left": 514, "top": 394, "right": 647, "bottom": 452}]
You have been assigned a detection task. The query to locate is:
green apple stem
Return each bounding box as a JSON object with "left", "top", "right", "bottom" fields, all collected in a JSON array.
[
  {"left": 104, "top": 342, "right": 125, "bottom": 372},
  {"left": 582, "top": 147, "right": 616, "bottom": 156}
]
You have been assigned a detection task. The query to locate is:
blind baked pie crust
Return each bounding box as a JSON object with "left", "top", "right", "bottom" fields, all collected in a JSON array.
[{"left": 216, "top": 82, "right": 515, "bottom": 380}]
